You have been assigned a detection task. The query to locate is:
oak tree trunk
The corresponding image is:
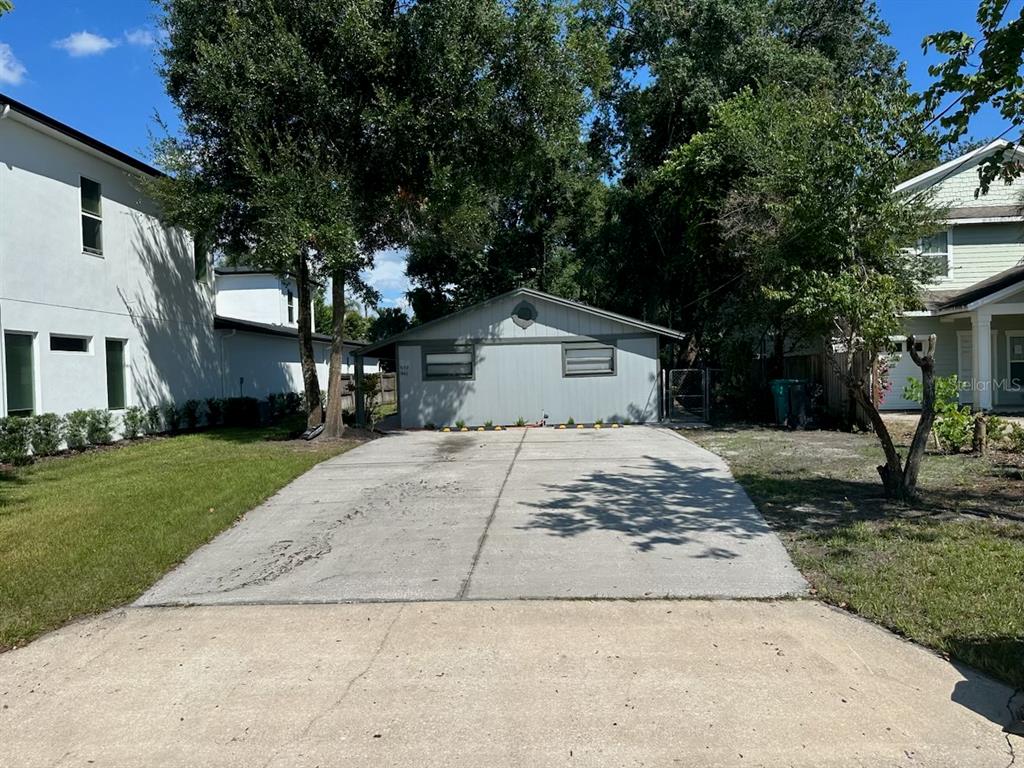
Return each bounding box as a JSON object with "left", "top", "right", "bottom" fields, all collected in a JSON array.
[
  {"left": 901, "top": 335, "right": 937, "bottom": 499},
  {"left": 295, "top": 254, "right": 323, "bottom": 429},
  {"left": 323, "top": 271, "right": 346, "bottom": 438}
]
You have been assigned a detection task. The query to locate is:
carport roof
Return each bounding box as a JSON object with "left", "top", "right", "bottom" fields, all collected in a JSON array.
[{"left": 356, "top": 287, "right": 688, "bottom": 357}]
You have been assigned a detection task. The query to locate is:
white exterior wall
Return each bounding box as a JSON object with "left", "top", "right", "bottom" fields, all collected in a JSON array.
[
  {"left": 0, "top": 113, "right": 221, "bottom": 417},
  {"left": 220, "top": 332, "right": 379, "bottom": 399},
  {"left": 215, "top": 272, "right": 306, "bottom": 330}
]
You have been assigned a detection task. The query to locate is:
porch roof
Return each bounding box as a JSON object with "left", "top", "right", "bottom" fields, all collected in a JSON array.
[{"left": 929, "top": 264, "right": 1024, "bottom": 311}]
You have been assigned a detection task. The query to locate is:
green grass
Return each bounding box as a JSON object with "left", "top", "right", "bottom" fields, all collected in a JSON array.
[
  {"left": 0, "top": 420, "right": 358, "bottom": 650},
  {"left": 689, "top": 426, "right": 1024, "bottom": 688}
]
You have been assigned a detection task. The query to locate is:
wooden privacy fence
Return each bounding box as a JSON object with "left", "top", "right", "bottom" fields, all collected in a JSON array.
[{"left": 336, "top": 372, "right": 396, "bottom": 412}]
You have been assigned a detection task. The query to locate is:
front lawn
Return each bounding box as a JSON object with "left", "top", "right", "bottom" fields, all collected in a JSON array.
[
  {"left": 0, "top": 420, "right": 361, "bottom": 650},
  {"left": 689, "top": 426, "right": 1024, "bottom": 688}
]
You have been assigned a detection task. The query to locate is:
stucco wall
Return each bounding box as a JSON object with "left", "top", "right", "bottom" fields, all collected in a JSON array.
[
  {"left": 0, "top": 114, "right": 222, "bottom": 416},
  {"left": 397, "top": 335, "right": 660, "bottom": 428},
  {"left": 215, "top": 273, "right": 303, "bottom": 330}
]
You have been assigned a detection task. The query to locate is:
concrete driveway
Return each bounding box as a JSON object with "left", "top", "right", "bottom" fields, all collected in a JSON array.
[{"left": 139, "top": 427, "right": 807, "bottom": 605}]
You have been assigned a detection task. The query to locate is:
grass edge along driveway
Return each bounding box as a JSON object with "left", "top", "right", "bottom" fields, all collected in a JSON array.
[
  {"left": 688, "top": 426, "right": 1024, "bottom": 690},
  {"left": 0, "top": 423, "right": 360, "bottom": 650}
]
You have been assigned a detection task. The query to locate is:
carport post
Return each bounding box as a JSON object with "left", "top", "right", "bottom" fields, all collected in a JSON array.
[{"left": 354, "top": 353, "right": 366, "bottom": 426}]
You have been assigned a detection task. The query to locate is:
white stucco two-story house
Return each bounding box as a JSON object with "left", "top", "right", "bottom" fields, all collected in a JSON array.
[
  {"left": 0, "top": 93, "right": 221, "bottom": 418},
  {"left": 0, "top": 93, "right": 378, "bottom": 419},
  {"left": 882, "top": 141, "right": 1024, "bottom": 412}
]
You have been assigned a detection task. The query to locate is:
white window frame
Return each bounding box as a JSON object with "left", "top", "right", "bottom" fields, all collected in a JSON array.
[
  {"left": 2, "top": 330, "right": 39, "bottom": 417},
  {"left": 80, "top": 176, "right": 103, "bottom": 257},
  {"left": 917, "top": 227, "right": 953, "bottom": 281},
  {"left": 562, "top": 341, "right": 617, "bottom": 377},
  {"left": 422, "top": 345, "right": 474, "bottom": 381},
  {"left": 49, "top": 333, "right": 92, "bottom": 354},
  {"left": 1006, "top": 330, "right": 1024, "bottom": 394}
]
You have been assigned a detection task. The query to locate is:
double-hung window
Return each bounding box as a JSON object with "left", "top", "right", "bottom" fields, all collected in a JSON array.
[
  {"left": 287, "top": 289, "right": 295, "bottom": 324},
  {"left": 423, "top": 346, "right": 473, "bottom": 380},
  {"left": 81, "top": 177, "right": 103, "bottom": 256},
  {"left": 4, "top": 333, "right": 35, "bottom": 416},
  {"left": 563, "top": 342, "right": 616, "bottom": 376},
  {"left": 918, "top": 230, "right": 950, "bottom": 278}
]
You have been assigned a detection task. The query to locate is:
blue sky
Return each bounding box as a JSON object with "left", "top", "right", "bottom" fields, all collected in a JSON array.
[{"left": 0, "top": 0, "right": 1014, "bottom": 311}]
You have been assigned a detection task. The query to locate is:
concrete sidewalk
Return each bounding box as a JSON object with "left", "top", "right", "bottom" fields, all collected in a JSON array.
[{"left": 1, "top": 600, "right": 1019, "bottom": 767}]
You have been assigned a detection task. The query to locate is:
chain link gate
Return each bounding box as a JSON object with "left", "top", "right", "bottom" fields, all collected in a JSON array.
[{"left": 665, "top": 368, "right": 709, "bottom": 422}]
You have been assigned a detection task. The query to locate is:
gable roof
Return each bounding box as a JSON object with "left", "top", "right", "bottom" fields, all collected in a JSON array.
[
  {"left": 0, "top": 92, "right": 162, "bottom": 177},
  {"left": 357, "top": 287, "right": 687, "bottom": 357},
  {"left": 894, "top": 140, "right": 1024, "bottom": 196}
]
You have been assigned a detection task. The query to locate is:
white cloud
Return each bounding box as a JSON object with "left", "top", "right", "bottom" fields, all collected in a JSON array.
[
  {"left": 361, "top": 248, "right": 410, "bottom": 295},
  {"left": 0, "top": 43, "right": 26, "bottom": 85},
  {"left": 124, "top": 28, "right": 157, "bottom": 47},
  {"left": 53, "top": 31, "right": 118, "bottom": 57}
]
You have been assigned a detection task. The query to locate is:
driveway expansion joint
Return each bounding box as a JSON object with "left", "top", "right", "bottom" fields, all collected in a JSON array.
[{"left": 456, "top": 428, "right": 527, "bottom": 600}]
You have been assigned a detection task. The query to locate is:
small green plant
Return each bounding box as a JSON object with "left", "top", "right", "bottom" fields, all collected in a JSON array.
[
  {"left": 904, "top": 374, "right": 973, "bottom": 453},
  {"left": 985, "top": 413, "right": 1009, "bottom": 447},
  {"left": 162, "top": 403, "right": 182, "bottom": 433},
  {"left": 455, "top": 419, "right": 466, "bottom": 430},
  {"left": 145, "top": 405, "right": 162, "bottom": 434},
  {"left": 356, "top": 373, "right": 386, "bottom": 430},
  {"left": 121, "top": 406, "right": 146, "bottom": 439},
  {"left": 63, "top": 410, "right": 91, "bottom": 450},
  {"left": 1008, "top": 424, "right": 1024, "bottom": 453},
  {"left": 594, "top": 418, "right": 604, "bottom": 426},
  {"left": 424, "top": 421, "right": 437, "bottom": 431},
  {"left": 566, "top": 416, "right": 575, "bottom": 425},
  {"left": 183, "top": 400, "right": 202, "bottom": 431},
  {"left": 623, "top": 417, "right": 632, "bottom": 426},
  {"left": 31, "top": 413, "right": 63, "bottom": 456},
  {"left": 484, "top": 419, "right": 494, "bottom": 429},
  {"left": 205, "top": 398, "right": 224, "bottom": 427},
  {"left": 86, "top": 409, "right": 115, "bottom": 445},
  {"left": 0, "top": 416, "right": 34, "bottom": 465},
  {"left": 515, "top": 416, "right": 526, "bottom": 427}
]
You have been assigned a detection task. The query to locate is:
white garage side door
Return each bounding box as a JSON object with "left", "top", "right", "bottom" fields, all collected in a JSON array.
[
  {"left": 880, "top": 339, "right": 924, "bottom": 410},
  {"left": 957, "top": 331, "right": 973, "bottom": 405}
]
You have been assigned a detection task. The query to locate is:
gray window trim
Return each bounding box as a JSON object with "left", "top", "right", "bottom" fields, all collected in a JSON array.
[
  {"left": 562, "top": 340, "right": 616, "bottom": 377},
  {"left": 422, "top": 343, "right": 475, "bottom": 381}
]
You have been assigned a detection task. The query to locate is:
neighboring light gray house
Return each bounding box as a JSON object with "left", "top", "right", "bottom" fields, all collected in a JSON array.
[
  {"left": 881, "top": 140, "right": 1024, "bottom": 411},
  {"left": 355, "top": 288, "right": 686, "bottom": 428}
]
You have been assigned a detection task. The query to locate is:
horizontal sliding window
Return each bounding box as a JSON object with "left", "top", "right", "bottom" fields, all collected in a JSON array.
[
  {"left": 563, "top": 342, "right": 615, "bottom": 376},
  {"left": 50, "top": 334, "right": 90, "bottom": 353},
  {"left": 424, "top": 346, "right": 473, "bottom": 380}
]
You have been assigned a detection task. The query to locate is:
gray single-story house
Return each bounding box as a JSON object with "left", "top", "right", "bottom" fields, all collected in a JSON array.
[{"left": 354, "top": 288, "right": 686, "bottom": 428}]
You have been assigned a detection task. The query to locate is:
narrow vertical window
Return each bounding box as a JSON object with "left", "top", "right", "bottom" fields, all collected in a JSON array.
[
  {"left": 193, "top": 235, "right": 208, "bottom": 281},
  {"left": 4, "top": 333, "right": 34, "bottom": 416},
  {"left": 81, "top": 177, "right": 103, "bottom": 255},
  {"left": 105, "top": 338, "right": 126, "bottom": 410},
  {"left": 287, "top": 290, "right": 295, "bottom": 323}
]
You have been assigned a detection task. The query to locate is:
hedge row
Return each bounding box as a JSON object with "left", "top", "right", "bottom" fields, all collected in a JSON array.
[{"left": 0, "top": 393, "right": 305, "bottom": 465}]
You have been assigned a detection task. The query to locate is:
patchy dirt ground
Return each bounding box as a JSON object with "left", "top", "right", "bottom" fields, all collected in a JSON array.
[{"left": 688, "top": 424, "right": 1024, "bottom": 689}]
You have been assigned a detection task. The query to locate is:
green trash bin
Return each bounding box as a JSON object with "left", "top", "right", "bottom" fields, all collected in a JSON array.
[{"left": 769, "top": 379, "right": 808, "bottom": 427}]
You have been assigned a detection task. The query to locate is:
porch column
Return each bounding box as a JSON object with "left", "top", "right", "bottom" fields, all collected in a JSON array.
[
  {"left": 354, "top": 353, "right": 366, "bottom": 426},
  {"left": 974, "top": 310, "right": 993, "bottom": 411}
]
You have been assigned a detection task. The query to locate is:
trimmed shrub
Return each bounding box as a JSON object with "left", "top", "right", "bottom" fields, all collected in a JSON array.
[
  {"left": 145, "top": 405, "right": 162, "bottom": 434},
  {"left": 64, "top": 410, "right": 91, "bottom": 450},
  {"left": 0, "top": 416, "right": 34, "bottom": 465},
  {"left": 86, "top": 409, "right": 115, "bottom": 445},
  {"left": 121, "top": 406, "right": 146, "bottom": 439},
  {"left": 162, "top": 403, "right": 181, "bottom": 433},
  {"left": 267, "top": 393, "right": 285, "bottom": 420},
  {"left": 183, "top": 399, "right": 202, "bottom": 431},
  {"left": 285, "top": 391, "right": 301, "bottom": 414},
  {"left": 1009, "top": 424, "right": 1024, "bottom": 454},
  {"left": 224, "top": 397, "right": 261, "bottom": 427},
  {"left": 31, "top": 413, "right": 63, "bottom": 456},
  {"left": 205, "top": 398, "right": 224, "bottom": 427}
]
